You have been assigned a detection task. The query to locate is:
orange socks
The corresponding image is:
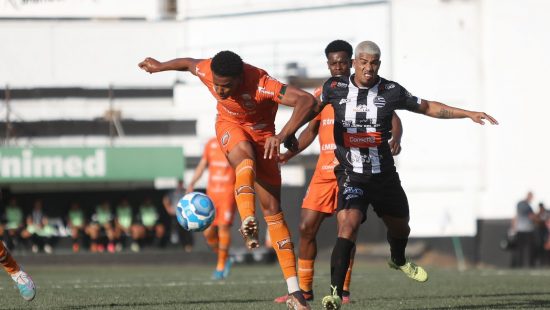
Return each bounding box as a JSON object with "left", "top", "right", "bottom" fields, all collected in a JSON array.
[
  {"left": 343, "top": 258, "right": 354, "bottom": 292},
  {"left": 234, "top": 159, "right": 256, "bottom": 221},
  {"left": 216, "top": 226, "right": 231, "bottom": 271},
  {"left": 298, "top": 259, "right": 315, "bottom": 292},
  {"left": 0, "top": 242, "right": 20, "bottom": 274},
  {"left": 265, "top": 212, "right": 297, "bottom": 280}
]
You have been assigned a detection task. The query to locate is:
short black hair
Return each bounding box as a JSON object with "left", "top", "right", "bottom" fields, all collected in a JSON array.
[
  {"left": 211, "top": 50, "right": 244, "bottom": 77},
  {"left": 324, "top": 40, "right": 353, "bottom": 59}
]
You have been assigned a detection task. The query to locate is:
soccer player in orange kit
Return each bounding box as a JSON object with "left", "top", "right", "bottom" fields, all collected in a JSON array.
[{"left": 139, "top": 51, "right": 319, "bottom": 310}]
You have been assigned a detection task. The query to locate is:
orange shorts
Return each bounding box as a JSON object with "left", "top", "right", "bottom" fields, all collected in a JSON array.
[
  {"left": 215, "top": 119, "right": 281, "bottom": 185},
  {"left": 209, "top": 191, "right": 236, "bottom": 227},
  {"left": 302, "top": 171, "right": 338, "bottom": 214}
]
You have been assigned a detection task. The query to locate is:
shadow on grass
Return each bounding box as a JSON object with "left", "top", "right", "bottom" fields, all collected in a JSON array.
[
  {"left": 48, "top": 298, "right": 267, "bottom": 310},
  {"left": 400, "top": 291, "right": 550, "bottom": 310}
]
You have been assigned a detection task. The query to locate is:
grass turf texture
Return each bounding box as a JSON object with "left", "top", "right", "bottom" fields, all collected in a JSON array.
[{"left": 1, "top": 262, "right": 549, "bottom": 309}]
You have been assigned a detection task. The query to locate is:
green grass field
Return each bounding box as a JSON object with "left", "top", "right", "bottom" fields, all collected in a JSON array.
[{"left": 1, "top": 262, "right": 549, "bottom": 309}]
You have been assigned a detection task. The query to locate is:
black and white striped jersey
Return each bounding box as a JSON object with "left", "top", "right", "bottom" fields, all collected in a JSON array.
[{"left": 321, "top": 74, "right": 421, "bottom": 175}]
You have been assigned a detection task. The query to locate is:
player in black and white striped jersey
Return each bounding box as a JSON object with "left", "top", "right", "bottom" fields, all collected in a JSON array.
[{"left": 319, "top": 41, "right": 498, "bottom": 309}]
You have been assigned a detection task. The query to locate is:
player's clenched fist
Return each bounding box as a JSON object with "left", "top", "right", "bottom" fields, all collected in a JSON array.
[{"left": 138, "top": 57, "right": 162, "bottom": 73}]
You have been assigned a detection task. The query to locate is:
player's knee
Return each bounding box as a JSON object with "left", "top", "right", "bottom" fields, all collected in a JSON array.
[{"left": 299, "top": 221, "right": 316, "bottom": 240}]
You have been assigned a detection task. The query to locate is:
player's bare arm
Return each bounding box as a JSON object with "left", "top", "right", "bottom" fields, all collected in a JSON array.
[
  {"left": 138, "top": 57, "right": 203, "bottom": 75},
  {"left": 264, "top": 86, "right": 319, "bottom": 159},
  {"left": 186, "top": 157, "right": 208, "bottom": 193},
  {"left": 389, "top": 112, "right": 403, "bottom": 155},
  {"left": 279, "top": 118, "right": 321, "bottom": 164},
  {"left": 416, "top": 100, "right": 499, "bottom": 125}
]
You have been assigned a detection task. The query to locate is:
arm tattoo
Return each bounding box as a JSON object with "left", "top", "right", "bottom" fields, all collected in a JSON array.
[{"left": 438, "top": 108, "right": 453, "bottom": 118}]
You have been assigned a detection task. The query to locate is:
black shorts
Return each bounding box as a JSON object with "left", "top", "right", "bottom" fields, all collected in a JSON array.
[{"left": 335, "top": 167, "right": 409, "bottom": 222}]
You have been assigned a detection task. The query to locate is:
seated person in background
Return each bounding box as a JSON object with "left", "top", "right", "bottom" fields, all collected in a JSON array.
[
  {"left": 21, "top": 199, "right": 55, "bottom": 254},
  {"left": 134, "top": 197, "right": 166, "bottom": 249},
  {"left": 67, "top": 202, "right": 87, "bottom": 253},
  {"left": 2, "top": 197, "right": 25, "bottom": 250},
  {"left": 114, "top": 198, "right": 141, "bottom": 252},
  {"left": 86, "top": 200, "right": 116, "bottom": 253}
]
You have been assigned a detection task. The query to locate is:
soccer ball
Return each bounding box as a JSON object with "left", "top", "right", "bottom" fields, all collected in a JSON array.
[{"left": 176, "top": 192, "right": 216, "bottom": 232}]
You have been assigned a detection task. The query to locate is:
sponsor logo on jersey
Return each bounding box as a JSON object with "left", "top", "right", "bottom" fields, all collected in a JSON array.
[
  {"left": 385, "top": 83, "right": 395, "bottom": 90},
  {"left": 322, "top": 119, "right": 335, "bottom": 125},
  {"left": 195, "top": 66, "right": 206, "bottom": 77},
  {"left": 276, "top": 238, "right": 294, "bottom": 251},
  {"left": 339, "top": 98, "right": 351, "bottom": 105},
  {"left": 346, "top": 152, "right": 371, "bottom": 165},
  {"left": 353, "top": 104, "right": 369, "bottom": 112},
  {"left": 331, "top": 81, "right": 349, "bottom": 89},
  {"left": 221, "top": 132, "right": 230, "bottom": 146},
  {"left": 374, "top": 96, "right": 386, "bottom": 108},
  {"left": 321, "top": 143, "right": 336, "bottom": 151},
  {"left": 258, "top": 86, "right": 274, "bottom": 96},
  {"left": 343, "top": 132, "right": 382, "bottom": 148}
]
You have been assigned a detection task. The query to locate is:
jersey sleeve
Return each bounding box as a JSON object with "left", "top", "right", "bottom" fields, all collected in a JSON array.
[
  {"left": 195, "top": 59, "right": 211, "bottom": 86},
  {"left": 394, "top": 83, "right": 422, "bottom": 111},
  {"left": 257, "top": 73, "right": 285, "bottom": 104}
]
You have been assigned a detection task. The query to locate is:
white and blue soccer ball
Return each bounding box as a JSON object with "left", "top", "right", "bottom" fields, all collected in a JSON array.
[{"left": 176, "top": 192, "right": 216, "bottom": 232}]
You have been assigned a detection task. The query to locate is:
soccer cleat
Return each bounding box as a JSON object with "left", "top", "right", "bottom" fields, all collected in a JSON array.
[
  {"left": 11, "top": 270, "right": 36, "bottom": 301},
  {"left": 238, "top": 216, "right": 259, "bottom": 249},
  {"left": 211, "top": 270, "right": 225, "bottom": 280},
  {"left": 388, "top": 259, "right": 428, "bottom": 282},
  {"left": 321, "top": 286, "right": 342, "bottom": 310},
  {"left": 222, "top": 257, "right": 233, "bottom": 278},
  {"left": 286, "top": 291, "right": 311, "bottom": 310},
  {"left": 342, "top": 290, "right": 350, "bottom": 304},
  {"left": 274, "top": 290, "right": 313, "bottom": 303}
]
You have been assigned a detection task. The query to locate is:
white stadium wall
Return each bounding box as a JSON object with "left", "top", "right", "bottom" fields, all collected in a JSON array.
[{"left": 1, "top": 0, "right": 549, "bottom": 235}]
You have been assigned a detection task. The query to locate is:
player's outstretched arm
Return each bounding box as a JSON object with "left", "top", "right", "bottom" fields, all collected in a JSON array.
[
  {"left": 416, "top": 100, "right": 499, "bottom": 125},
  {"left": 389, "top": 112, "right": 403, "bottom": 155},
  {"left": 264, "top": 86, "right": 320, "bottom": 159},
  {"left": 279, "top": 118, "right": 321, "bottom": 164},
  {"left": 138, "top": 57, "right": 203, "bottom": 75},
  {"left": 186, "top": 157, "right": 208, "bottom": 193}
]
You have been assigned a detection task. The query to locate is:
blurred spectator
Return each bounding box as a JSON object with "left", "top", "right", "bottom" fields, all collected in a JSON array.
[
  {"left": 87, "top": 200, "right": 116, "bottom": 253},
  {"left": 21, "top": 199, "right": 56, "bottom": 254},
  {"left": 114, "top": 198, "right": 141, "bottom": 252},
  {"left": 67, "top": 202, "right": 87, "bottom": 253},
  {"left": 163, "top": 180, "right": 193, "bottom": 252},
  {"left": 134, "top": 197, "right": 165, "bottom": 250},
  {"left": 535, "top": 202, "right": 550, "bottom": 266},
  {"left": 1, "top": 197, "right": 25, "bottom": 250},
  {"left": 512, "top": 192, "right": 537, "bottom": 267}
]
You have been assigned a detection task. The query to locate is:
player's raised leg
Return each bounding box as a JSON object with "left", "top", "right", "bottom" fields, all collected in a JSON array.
[
  {"left": 224, "top": 138, "right": 259, "bottom": 249},
  {"left": 0, "top": 241, "right": 36, "bottom": 301}
]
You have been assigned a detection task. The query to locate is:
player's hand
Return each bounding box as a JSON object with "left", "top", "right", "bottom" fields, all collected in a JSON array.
[
  {"left": 138, "top": 57, "right": 163, "bottom": 74},
  {"left": 264, "top": 135, "right": 282, "bottom": 159},
  {"left": 469, "top": 112, "right": 499, "bottom": 125},
  {"left": 389, "top": 138, "right": 402, "bottom": 156},
  {"left": 186, "top": 185, "right": 194, "bottom": 193}
]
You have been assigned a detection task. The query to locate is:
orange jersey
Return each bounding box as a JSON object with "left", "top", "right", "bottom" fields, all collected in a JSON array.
[
  {"left": 203, "top": 137, "right": 235, "bottom": 196},
  {"left": 195, "top": 59, "right": 285, "bottom": 132},
  {"left": 313, "top": 86, "right": 338, "bottom": 180}
]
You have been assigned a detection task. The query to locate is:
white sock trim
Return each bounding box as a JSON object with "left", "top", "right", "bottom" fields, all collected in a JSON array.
[{"left": 286, "top": 276, "right": 300, "bottom": 294}]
